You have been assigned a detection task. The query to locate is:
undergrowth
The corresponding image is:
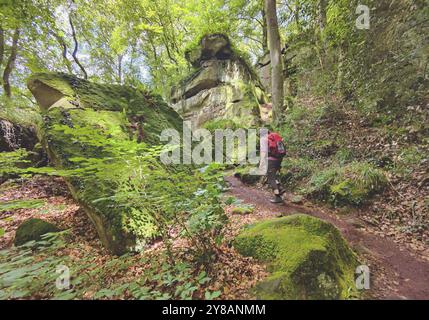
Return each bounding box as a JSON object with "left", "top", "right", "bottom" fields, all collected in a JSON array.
[{"left": 0, "top": 232, "right": 220, "bottom": 300}]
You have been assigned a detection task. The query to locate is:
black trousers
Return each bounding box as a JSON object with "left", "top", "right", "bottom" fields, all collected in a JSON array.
[{"left": 267, "top": 159, "right": 282, "bottom": 191}]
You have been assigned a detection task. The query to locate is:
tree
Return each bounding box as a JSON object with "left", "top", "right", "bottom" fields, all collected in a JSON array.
[
  {"left": 2, "top": 28, "right": 20, "bottom": 97},
  {"left": 0, "top": 25, "right": 4, "bottom": 68},
  {"left": 264, "top": 0, "right": 284, "bottom": 126}
]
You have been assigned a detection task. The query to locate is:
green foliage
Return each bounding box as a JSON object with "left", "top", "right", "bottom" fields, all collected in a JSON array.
[
  {"left": 308, "top": 162, "right": 387, "bottom": 206},
  {"left": 0, "top": 233, "right": 219, "bottom": 300},
  {"left": 0, "top": 233, "right": 70, "bottom": 299},
  {"left": 0, "top": 199, "right": 45, "bottom": 212},
  {"left": 0, "top": 98, "right": 42, "bottom": 127},
  {"left": 280, "top": 157, "right": 319, "bottom": 190},
  {"left": 0, "top": 149, "right": 31, "bottom": 177},
  {"left": 202, "top": 119, "right": 241, "bottom": 132},
  {"left": 390, "top": 146, "right": 426, "bottom": 178}
]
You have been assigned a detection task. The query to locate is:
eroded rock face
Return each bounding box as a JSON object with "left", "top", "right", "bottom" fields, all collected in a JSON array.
[
  {"left": 0, "top": 118, "right": 38, "bottom": 152},
  {"left": 255, "top": 52, "right": 271, "bottom": 93},
  {"left": 28, "top": 73, "right": 183, "bottom": 254},
  {"left": 171, "top": 34, "right": 267, "bottom": 128},
  {"left": 234, "top": 214, "right": 359, "bottom": 300}
]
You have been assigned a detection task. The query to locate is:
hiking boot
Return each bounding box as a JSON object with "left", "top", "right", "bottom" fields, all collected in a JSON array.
[{"left": 270, "top": 195, "right": 283, "bottom": 204}]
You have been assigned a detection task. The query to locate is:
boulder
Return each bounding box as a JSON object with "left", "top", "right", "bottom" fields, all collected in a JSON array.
[
  {"left": 234, "top": 214, "right": 359, "bottom": 300},
  {"left": 185, "top": 34, "right": 233, "bottom": 68},
  {"left": 172, "top": 34, "right": 267, "bottom": 128},
  {"left": 27, "top": 73, "right": 183, "bottom": 254},
  {"left": 14, "top": 218, "right": 60, "bottom": 246}
]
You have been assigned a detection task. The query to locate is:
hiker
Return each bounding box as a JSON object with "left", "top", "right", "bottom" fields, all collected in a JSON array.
[{"left": 265, "top": 129, "right": 286, "bottom": 204}]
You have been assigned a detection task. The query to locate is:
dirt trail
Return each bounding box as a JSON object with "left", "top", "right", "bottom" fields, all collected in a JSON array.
[{"left": 225, "top": 176, "right": 429, "bottom": 300}]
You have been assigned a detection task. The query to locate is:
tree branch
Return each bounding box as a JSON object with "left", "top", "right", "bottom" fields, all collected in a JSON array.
[
  {"left": 68, "top": 10, "right": 88, "bottom": 79},
  {"left": 52, "top": 31, "right": 73, "bottom": 73}
]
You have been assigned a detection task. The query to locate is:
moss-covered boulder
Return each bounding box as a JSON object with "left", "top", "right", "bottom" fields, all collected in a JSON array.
[
  {"left": 14, "top": 218, "right": 60, "bottom": 246},
  {"left": 308, "top": 162, "right": 387, "bottom": 206},
  {"left": 171, "top": 34, "right": 267, "bottom": 128},
  {"left": 27, "top": 73, "right": 183, "bottom": 254},
  {"left": 234, "top": 214, "right": 359, "bottom": 300}
]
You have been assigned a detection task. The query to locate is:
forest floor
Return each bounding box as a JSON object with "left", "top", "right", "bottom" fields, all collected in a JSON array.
[
  {"left": 1, "top": 175, "right": 429, "bottom": 299},
  {"left": 225, "top": 176, "right": 429, "bottom": 300}
]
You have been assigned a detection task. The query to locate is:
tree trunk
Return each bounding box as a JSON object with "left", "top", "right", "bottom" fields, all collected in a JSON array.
[
  {"left": 0, "top": 26, "right": 4, "bottom": 68},
  {"left": 261, "top": 7, "right": 268, "bottom": 53},
  {"left": 118, "top": 54, "right": 123, "bottom": 84},
  {"left": 319, "top": 0, "right": 327, "bottom": 32},
  {"left": 53, "top": 32, "right": 73, "bottom": 73},
  {"left": 264, "top": 0, "right": 284, "bottom": 126},
  {"left": 317, "top": 0, "right": 328, "bottom": 69},
  {"left": 294, "top": 2, "right": 302, "bottom": 32},
  {"left": 336, "top": 44, "right": 344, "bottom": 93},
  {"left": 3, "top": 28, "right": 20, "bottom": 97}
]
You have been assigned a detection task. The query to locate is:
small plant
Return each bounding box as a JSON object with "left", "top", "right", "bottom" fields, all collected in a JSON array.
[
  {"left": 202, "top": 119, "right": 240, "bottom": 132},
  {"left": 0, "top": 232, "right": 220, "bottom": 300},
  {"left": 0, "top": 199, "right": 46, "bottom": 212}
]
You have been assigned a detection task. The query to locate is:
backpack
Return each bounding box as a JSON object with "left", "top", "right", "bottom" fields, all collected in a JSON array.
[{"left": 268, "top": 132, "right": 286, "bottom": 159}]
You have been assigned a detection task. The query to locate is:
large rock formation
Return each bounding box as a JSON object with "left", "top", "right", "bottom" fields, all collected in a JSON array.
[
  {"left": 234, "top": 214, "right": 359, "bottom": 300},
  {"left": 28, "top": 73, "right": 183, "bottom": 254},
  {"left": 171, "top": 34, "right": 267, "bottom": 128}
]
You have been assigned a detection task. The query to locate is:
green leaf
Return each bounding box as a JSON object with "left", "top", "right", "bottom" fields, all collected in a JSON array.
[{"left": 205, "top": 290, "right": 221, "bottom": 300}]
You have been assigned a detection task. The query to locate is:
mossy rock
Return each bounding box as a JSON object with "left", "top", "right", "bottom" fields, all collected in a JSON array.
[
  {"left": 308, "top": 162, "right": 387, "bottom": 206},
  {"left": 234, "top": 214, "right": 359, "bottom": 300},
  {"left": 234, "top": 167, "right": 261, "bottom": 185},
  {"left": 231, "top": 205, "right": 254, "bottom": 215},
  {"left": 14, "top": 218, "right": 60, "bottom": 246},
  {"left": 27, "top": 73, "right": 183, "bottom": 255}
]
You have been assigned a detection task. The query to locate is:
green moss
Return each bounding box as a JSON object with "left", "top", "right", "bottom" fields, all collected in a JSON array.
[
  {"left": 14, "top": 218, "right": 60, "bottom": 246},
  {"left": 231, "top": 204, "right": 254, "bottom": 215},
  {"left": 234, "top": 215, "right": 359, "bottom": 300},
  {"left": 28, "top": 73, "right": 182, "bottom": 144},
  {"left": 308, "top": 162, "right": 387, "bottom": 206},
  {"left": 27, "top": 73, "right": 184, "bottom": 254}
]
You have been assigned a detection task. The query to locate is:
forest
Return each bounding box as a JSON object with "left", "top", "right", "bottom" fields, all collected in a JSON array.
[{"left": 0, "top": 0, "right": 428, "bottom": 302}]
